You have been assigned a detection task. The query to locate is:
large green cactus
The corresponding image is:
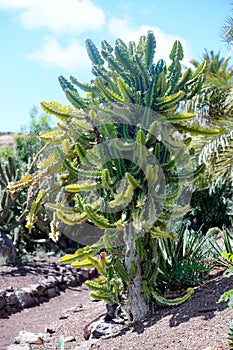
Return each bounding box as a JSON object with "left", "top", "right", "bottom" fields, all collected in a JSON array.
[{"left": 8, "top": 31, "right": 222, "bottom": 321}]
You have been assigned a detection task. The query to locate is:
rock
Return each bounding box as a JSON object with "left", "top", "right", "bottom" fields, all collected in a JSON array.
[
  {"left": 44, "top": 326, "right": 56, "bottom": 334},
  {"left": 0, "top": 293, "right": 7, "bottom": 309},
  {"left": 6, "top": 292, "right": 19, "bottom": 306},
  {"left": 89, "top": 268, "right": 98, "bottom": 280},
  {"left": 59, "top": 311, "right": 70, "bottom": 319},
  {"left": 91, "top": 321, "right": 113, "bottom": 339},
  {"left": 62, "top": 275, "right": 77, "bottom": 287},
  {"left": 77, "top": 271, "right": 86, "bottom": 283},
  {"left": 6, "top": 286, "right": 14, "bottom": 292},
  {"left": 14, "top": 331, "right": 50, "bottom": 345},
  {"left": 38, "top": 275, "right": 62, "bottom": 289},
  {"left": 0, "top": 231, "right": 17, "bottom": 265},
  {"left": 45, "top": 275, "right": 60, "bottom": 287},
  {"left": 75, "top": 276, "right": 82, "bottom": 286},
  {"left": 58, "top": 284, "right": 66, "bottom": 291},
  {"left": 15, "top": 291, "right": 36, "bottom": 309},
  {"left": 29, "top": 283, "right": 46, "bottom": 296},
  {"left": 9, "top": 306, "right": 19, "bottom": 314},
  {"left": 7, "top": 344, "right": 32, "bottom": 350},
  {"left": 59, "top": 266, "right": 67, "bottom": 274},
  {"left": 64, "top": 336, "right": 76, "bottom": 343},
  {"left": 21, "top": 286, "right": 37, "bottom": 297},
  {"left": 80, "top": 268, "right": 90, "bottom": 280},
  {"left": 45, "top": 287, "right": 57, "bottom": 298},
  {"left": 42, "top": 333, "right": 50, "bottom": 343}
]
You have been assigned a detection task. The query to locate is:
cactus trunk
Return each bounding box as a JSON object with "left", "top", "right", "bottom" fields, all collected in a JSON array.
[{"left": 124, "top": 224, "right": 150, "bottom": 321}]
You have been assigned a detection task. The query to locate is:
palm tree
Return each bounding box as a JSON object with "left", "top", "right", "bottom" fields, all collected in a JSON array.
[
  {"left": 188, "top": 50, "right": 233, "bottom": 188},
  {"left": 222, "top": 2, "right": 233, "bottom": 47}
]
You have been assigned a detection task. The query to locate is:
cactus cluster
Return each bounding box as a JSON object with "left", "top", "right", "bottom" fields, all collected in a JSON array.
[
  {"left": 0, "top": 156, "right": 52, "bottom": 252},
  {"left": 8, "top": 31, "right": 222, "bottom": 321},
  {"left": 0, "top": 157, "right": 28, "bottom": 239}
]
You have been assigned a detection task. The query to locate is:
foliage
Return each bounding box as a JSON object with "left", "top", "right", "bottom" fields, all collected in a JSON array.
[
  {"left": 218, "top": 282, "right": 233, "bottom": 308},
  {"left": 14, "top": 106, "right": 52, "bottom": 166},
  {"left": 222, "top": 2, "right": 233, "bottom": 47},
  {"left": 156, "top": 223, "right": 213, "bottom": 291},
  {"left": 8, "top": 31, "right": 221, "bottom": 321},
  {"left": 189, "top": 50, "right": 233, "bottom": 189},
  {"left": 183, "top": 50, "right": 233, "bottom": 237},
  {"left": 184, "top": 185, "right": 233, "bottom": 233},
  {"left": 0, "top": 146, "right": 14, "bottom": 164},
  {"left": 208, "top": 226, "right": 233, "bottom": 266},
  {"left": 217, "top": 228, "right": 233, "bottom": 309}
]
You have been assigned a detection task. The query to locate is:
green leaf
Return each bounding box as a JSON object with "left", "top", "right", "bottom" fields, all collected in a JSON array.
[{"left": 218, "top": 289, "right": 233, "bottom": 307}]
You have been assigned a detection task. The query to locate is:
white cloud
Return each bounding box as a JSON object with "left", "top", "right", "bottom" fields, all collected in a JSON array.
[
  {"left": 0, "top": 0, "right": 106, "bottom": 34},
  {"left": 108, "top": 17, "right": 193, "bottom": 67},
  {"left": 26, "top": 37, "right": 90, "bottom": 71}
]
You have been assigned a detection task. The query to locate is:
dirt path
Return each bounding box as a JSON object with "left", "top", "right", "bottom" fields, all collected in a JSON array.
[{"left": 0, "top": 285, "right": 91, "bottom": 349}]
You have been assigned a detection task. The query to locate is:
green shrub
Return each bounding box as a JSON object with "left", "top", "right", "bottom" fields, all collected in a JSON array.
[{"left": 185, "top": 185, "right": 233, "bottom": 233}]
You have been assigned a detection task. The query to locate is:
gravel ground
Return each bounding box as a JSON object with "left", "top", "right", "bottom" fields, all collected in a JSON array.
[{"left": 1, "top": 259, "right": 233, "bottom": 350}]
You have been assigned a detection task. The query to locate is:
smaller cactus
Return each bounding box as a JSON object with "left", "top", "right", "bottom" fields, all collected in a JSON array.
[
  {"left": 0, "top": 156, "right": 52, "bottom": 253},
  {"left": 0, "top": 157, "right": 28, "bottom": 233}
]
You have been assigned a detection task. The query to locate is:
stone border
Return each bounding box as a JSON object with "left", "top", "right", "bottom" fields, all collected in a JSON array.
[{"left": 0, "top": 266, "right": 97, "bottom": 318}]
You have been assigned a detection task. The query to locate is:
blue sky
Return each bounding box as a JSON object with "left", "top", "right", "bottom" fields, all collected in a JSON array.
[{"left": 0, "top": 0, "right": 232, "bottom": 132}]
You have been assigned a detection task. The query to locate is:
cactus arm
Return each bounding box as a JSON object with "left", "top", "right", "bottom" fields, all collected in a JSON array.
[
  {"left": 85, "top": 38, "right": 104, "bottom": 66},
  {"left": 70, "top": 76, "right": 97, "bottom": 93},
  {"left": 143, "top": 30, "right": 156, "bottom": 69},
  {"left": 151, "top": 288, "right": 194, "bottom": 306}
]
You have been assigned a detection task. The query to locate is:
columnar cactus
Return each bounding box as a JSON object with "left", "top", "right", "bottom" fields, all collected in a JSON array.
[
  {"left": 0, "top": 157, "right": 27, "bottom": 234},
  {"left": 8, "top": 31, "right": 222, "bottom": 321}
]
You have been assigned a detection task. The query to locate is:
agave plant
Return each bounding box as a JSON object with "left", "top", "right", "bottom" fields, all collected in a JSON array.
[
  {"left": 8, "top": 31, "right": 222, "bottom": 321},
  {"left": 156, "top": 222, "right": 213, "bottom": 291}
]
